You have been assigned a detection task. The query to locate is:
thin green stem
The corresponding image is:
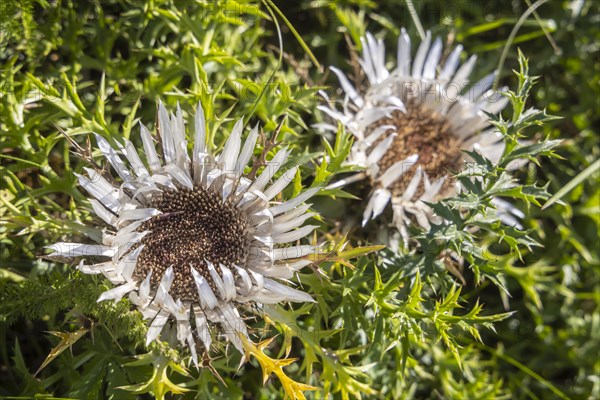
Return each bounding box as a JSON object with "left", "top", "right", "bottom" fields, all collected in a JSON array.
[
  {"left": 494, "top": 0, "right": 548, "bottom": 89},
  {"left": 404, "top": 0, "right": 426, "bottom": 40},
  {"left": 542, "top": 159, "right": 600, "bottom": 210},
  {"left": 477, "top": 343, "right": 571, "bottom": 400},
  {"left": 523, "top": 0, "right": 561, "bottom": 55},
  {"left": 245, "top": 2, "right": 283, "bottom": 124},
  {"left": 261, "top": 0, "right": 322, "bottom": 71}
]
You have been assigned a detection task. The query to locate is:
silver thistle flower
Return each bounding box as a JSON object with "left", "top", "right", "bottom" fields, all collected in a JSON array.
[
  {"left": 319, "top": 29, "right": 523, "bottom": 241},
  {"left": 48, "top": 101, "right": 320, "bottom": 366}
]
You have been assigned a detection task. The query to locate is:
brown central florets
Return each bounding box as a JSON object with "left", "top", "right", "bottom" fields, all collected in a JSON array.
[
  {"left": 134, "top": 186, "right": 250, "bottom": 301},
  {"left": 372, "top": 103, "right": 463, "bottom": 197}
]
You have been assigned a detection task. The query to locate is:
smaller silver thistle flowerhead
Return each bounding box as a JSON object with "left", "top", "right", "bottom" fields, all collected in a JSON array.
[
  {"left": 48, "top": 101, "right": 320, "bottom": 366},
  {"left": 320, "top": 29, "right": 523, "bottom": 241}
]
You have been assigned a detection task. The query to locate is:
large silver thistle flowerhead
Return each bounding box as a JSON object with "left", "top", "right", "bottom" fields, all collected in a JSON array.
[
  {"left": 48, "top": 101, "right": 320, "bottom": 366},
  {"left": 319, "top": 29, "right": 521, "bottom": 241}
]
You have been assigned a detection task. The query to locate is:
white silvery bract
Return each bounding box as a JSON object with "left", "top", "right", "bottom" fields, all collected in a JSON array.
[
  {"left": 318, "top": 29, "right": 524, "bottom": 241},
  {"left": 47, "top": 101, "right": 321, "bottom": 366}
]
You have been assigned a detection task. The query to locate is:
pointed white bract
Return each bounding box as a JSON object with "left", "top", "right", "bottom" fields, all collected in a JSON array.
[
  {"left": 48, "top": 102, "right": 320, "bottom": 366},
  {"left": 319, "top": 28, "right": 514, "bottom": 241}
]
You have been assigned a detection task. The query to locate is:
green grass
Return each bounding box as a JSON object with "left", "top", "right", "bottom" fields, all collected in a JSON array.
[{"left": 1, "top": 0, "right": 598, "bottom": 399}]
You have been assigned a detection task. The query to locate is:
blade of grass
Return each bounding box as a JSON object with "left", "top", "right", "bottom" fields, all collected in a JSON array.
[
  {"left": 477, "top": 344, "right": 570, "bottom": 400},
  {"left": 494, "top": 0, "right": 548, "bottom": 89},
  {"left": 404, "top": 0, "right": 426, "bottom": 40},
  {"left": 523, "top": 0, "right": 561, "bottom": 55},
  {"left": 261, "top": 0, "right": 322, "bottom": 72},
  {"left": 244, "top": 1, "right": 283, "bottom": 124},
  {"left": 542, "top": 159, "right": 600, "bottom": 210}
]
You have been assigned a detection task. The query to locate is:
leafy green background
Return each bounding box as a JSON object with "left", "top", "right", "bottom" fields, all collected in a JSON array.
[{"left": 0, "top": 0, "right": 598, "bottom": 399}]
